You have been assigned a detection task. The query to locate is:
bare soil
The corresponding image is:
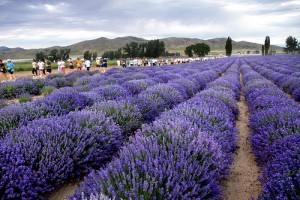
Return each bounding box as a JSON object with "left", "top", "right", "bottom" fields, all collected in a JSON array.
[
  {"left": 0, "top": 66, "right": 119, "bottom": 82},
  {"left": 46, "top": 182, "right": 80, "bottom": 200},
  {"left": 221, "top": 74, "right": 262, "bottom": 200}
]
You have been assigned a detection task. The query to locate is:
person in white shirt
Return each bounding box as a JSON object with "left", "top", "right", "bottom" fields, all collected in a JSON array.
[
  {"left": 60, "top": 59, "right": 66, "bottom": 74},
  {"left": 85, "top": 59, "right": 91, "bottom": 71},
  {"left": 57, "top": 59, "right": 62, "bottom": 73},
  {"left": 37, "top": 59, "right": 45, "bottom": 77},
  {"left": 82, "top": 59, "right": 86, "bottom": 71}
]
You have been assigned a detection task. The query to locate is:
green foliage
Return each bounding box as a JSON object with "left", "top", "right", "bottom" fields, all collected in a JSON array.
[
  {"left": 184, "top": 46, "right": 193, "bottom": 57},
  {"left": 102, "top": 48, "right": 123, "bottom": 60},
  {"left": 123, "top": 39, "right": 165, "bottom": 58},
  {"left": 59, "top": 49, "right": 71, "bottom": 61},
  {"left": 165, "top": 51, "right": 180, "bottom": 57},
  {"left": 264, "top": 36, "right": 270, "bottom": 55},
  {"left": 225, "top": 37, "right": 232, "bottom": 56},
  {"left": 18, "top": 95, "right": 33, "bottom": 103},
  {"left": 262, "top": 45, "right": 265, "bottom": 56},
  {"left": 84, "top": 50, "right": 92, "bottom": 60},
  {"left": 3, "top": 84, "right": 16, "bottom": 99},
  {"left": 92, "top": 52, "right": 97, "bottom": 60},
  {"left": 41, "top": 86, "right": 55, "bottom": 96},
  {"left": 35, "top": 52, "right": 46, "bottom": 61},
  {"left": 36, "top": 48, "right": 71, "bottom": 62},
  {"left": 284, "top": 36, "right": 298, "bottom": 53},
  {"left": 185, "top": 43, "right": 210, "bottom": 57}
]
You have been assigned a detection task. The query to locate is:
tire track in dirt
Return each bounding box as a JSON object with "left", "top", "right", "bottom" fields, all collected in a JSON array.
[{"left": 221, "top": 73, "right": 262, "bottom": 200}]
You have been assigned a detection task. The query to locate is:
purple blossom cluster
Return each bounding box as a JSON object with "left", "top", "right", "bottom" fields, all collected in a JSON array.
[
  {"left": 243, "top": 55, "right": 300, "bottom": 101},
  {"left": 241, "top": 62, "right": 300, "bottom": 200},
  {"left": 89, "top": 100, "right": 143, "bottom": 136},
  {"left": 0, "top": 78, "right": 46, "bottom": 99},
  {"left": 0, "top": 110, "right": 122, "bottom": 199},
  {"left": 0, "top": 58, "right": 239, "bottom": 199},
  {"left": 0, "top": 90, "right": 93, "bottom": 138},
  {"left": 0, "top": 71, "right": 96, "bottom": 100},
  {"left": 71, "top": 59, "right": 240, "bottom": 199}
]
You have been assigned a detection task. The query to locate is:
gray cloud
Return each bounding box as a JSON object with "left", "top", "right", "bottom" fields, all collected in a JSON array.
[{"left": 0, "top": 0, "right": 299, "bottom": 48}]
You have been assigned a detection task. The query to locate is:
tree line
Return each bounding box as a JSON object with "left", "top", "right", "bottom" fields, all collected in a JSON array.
[
  {"left": 35, "top": 48, "right": 71, "bottom": 61},
  {"left": 102, "top": 39, "right": 166, "bottom": 59},
  {"left": 35, "top": 36, "right": 299, "bottom": 62}
]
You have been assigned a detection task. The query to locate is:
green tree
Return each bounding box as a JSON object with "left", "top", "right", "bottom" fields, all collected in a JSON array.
[
  {"left": 48, "top": 49, "right": 59, "bottom": 61},
  {"left": 60, "top": 48, "right": 71, "bottom": 60},
  {"left": 264, "top": 36, "right": 270, "bottom": 55},
  {"left": 262, "top": 45, "right": 265, "bottom": 56},
  {"left": 92, "top": 52, "right": 97, "bottom": 60},
  {"left": 35, "top": 52, "right": 46, "bottom": 61},
  {"left": 184, "top": 46, "right": 193, "bottom": 57},
  {"left": 225, "top": 37, "right": 233, "bottom": 56},
  {"left": 123, "top": 42, "right": 139, "bottom": 58},
  {"left": 84, "top": 50, "right": 92, "bottom": 60},
  {"left": 284, "top": 36, "right": 298, "bottom": 53},
  {"left": 192, "top": 43, "right": 210, "bottom": 57}
]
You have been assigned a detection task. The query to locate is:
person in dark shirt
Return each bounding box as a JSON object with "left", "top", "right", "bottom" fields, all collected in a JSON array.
[{"left": 0, "top": 59, "right": 8, "bottom": 81}]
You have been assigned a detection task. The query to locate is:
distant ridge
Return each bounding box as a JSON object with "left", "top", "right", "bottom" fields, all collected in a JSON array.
[
  {"left": 0, "top": 46, "right": 10, "bottom": 51},
  {"left": 0, "top": 36, "right": 283, "bottom": 59}
]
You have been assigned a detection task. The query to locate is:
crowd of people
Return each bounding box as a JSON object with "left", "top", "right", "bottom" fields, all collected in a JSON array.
[{"left": 0, "top": 56, "right": 224, "bottom": 82}]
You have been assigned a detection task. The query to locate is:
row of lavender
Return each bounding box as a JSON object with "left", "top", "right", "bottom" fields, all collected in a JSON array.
[
  {"left": 0, "top": 59, "right": 235, "bottom": 199},
  {"left": 70, "top": 61, "right": 241, "bottom": 199},
  {"left": 0, "top": 59, "right": 230, "bottom": 138},
  {"left": 241, "top": 62, "right": 300, "bottom": 199},
  {"left": 0, "top": 71, "right": 100, "bottom": 102},
  {"left": 243, "top": 55, "right": 300, "bottom": 101}
]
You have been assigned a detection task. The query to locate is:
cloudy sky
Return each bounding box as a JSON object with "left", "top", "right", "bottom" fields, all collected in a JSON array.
[{"left": 1, "top": 0, "right": 299, "bottom": 49}]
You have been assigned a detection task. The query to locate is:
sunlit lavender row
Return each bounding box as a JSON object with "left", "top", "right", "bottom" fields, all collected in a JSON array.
[
  {"left": 243, "top": 55, "right": 300, "bottom": 101},
  {"left": 241, "top": 59, "right": 300, "bottom": 200},
  {"left": 0, "top": 58, "right": 236, "bottom": 199}
]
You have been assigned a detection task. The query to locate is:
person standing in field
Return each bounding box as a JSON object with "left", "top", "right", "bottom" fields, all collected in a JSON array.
[
  {"left": 45, "top": 58, "right": 52, "bottom": 75},
  {"left": 96, "top": 58, "right": 100, "bottom": 68},
  {"left": 37, "top": 59, "right": 45, "bottom": 77},
  {"left": 60, "top": 58, "right": 66, "bottom": 74},
  {"left": 57, "top": 59, "right": 62, "bottom": 73},
  {"left": 69, "top": 58, "right": 74, "bottom": 72},
  {"left": 32, "top": 59, "right": 38, "bottom": 78},
  {"left": 6, "top": 59, "right": 17, "bottom": 80},
  {"left": 122, "top": 58, "right": 126, "bottom": 68},
  {"left": 0, "top": 59, "right": 8, "bottom": 81},
  {"left": 85, "top": 58, "right": 91, "bottom": 71},
  {"left": 81, "top": 59, "right": 86, "bottom": 71},
  {"left": 117, "top": 59, "right": 120, "bottom": 67},
  {"left": 76, "top": 58, "right": 82, "bottom": 71}
]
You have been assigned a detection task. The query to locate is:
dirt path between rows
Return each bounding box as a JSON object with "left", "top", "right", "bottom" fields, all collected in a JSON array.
[
  {"left": 46, "top": 182, "right": 80, "bottom": 200},
  {"left": 221, "top": 73, "right": 262, "bottom": 200}
]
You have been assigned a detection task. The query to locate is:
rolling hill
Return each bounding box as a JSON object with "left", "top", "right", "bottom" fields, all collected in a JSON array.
[{"left": 0, "top": 36, "right": 283, "bottom": 59}]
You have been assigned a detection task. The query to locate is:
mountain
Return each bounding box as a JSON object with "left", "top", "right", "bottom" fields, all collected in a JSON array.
[
  {"left": 0, "top": 46, "right": 10, "bottom": 50},
  {"left": 0, "top": 36, "right": 283, "bottom": 59},
  {"left": 68, "top": 36, "right": 147, "bottom": 55}
]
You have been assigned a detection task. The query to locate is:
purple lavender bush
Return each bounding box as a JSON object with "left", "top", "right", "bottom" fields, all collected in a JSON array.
[
  {"left": 71, "top": 119, "right": 224, "bottom": 199},
  {"left": 0, "top": 90, "right": 93, "bottom": 138},
  {"left": 159, "top": 100, "right": 237, "bottom": 154},
  {"left": 241, "top": 62, "right": 300, "bottom": 199},
  {"left": 250, "top": 107, "right": 300, "bottom": 164},
  {"left": 89, "top": 100, "right": 142, "bottom": 135},
  {"left": 91, "top": 85, "right": 130, "bottom": 101},
  {"left": 138, "top": 84, "right": 184, "bottom": 113},
  {"left": 258, "top": 134, "right": 300, "bottom": 200},
  {"left": 0, "top": 78, "right": 46, "bottom": 99},
  {"left": 169, "top": 77, "right": 199, "bottom": 98},
  {"left": 0, "top": 110, "right": 122, "bottom": 199}
]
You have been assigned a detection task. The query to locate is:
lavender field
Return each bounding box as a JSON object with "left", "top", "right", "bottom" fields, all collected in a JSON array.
[{"left": 0, "top": 55, "right": 299, "bottom": 200}]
